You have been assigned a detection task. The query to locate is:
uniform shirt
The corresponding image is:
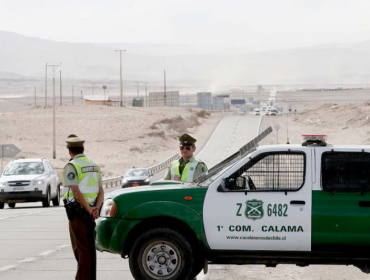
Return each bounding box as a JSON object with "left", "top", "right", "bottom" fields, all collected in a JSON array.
[
  {"left": 63, "top": 154, "right": 103, "bottom": 188},
  {"left": 164, "top": 156, "right": 207, "bottom": 181}
]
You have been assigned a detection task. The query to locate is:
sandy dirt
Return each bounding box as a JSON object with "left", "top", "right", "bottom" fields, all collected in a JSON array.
[{"left": 0, "top": 105, "right": 223, "bottom": 177}]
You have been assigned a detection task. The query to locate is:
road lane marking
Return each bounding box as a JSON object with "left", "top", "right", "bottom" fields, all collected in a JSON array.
[
  {"left": 0, "top": 244, "right": 71, "bottom": 273},
  {"left": 18, "top": 258, "right": 37, "bottom": 263},
  {"left": 39, "top": 250, "right": 56, "bottom": 256},
  {"left": 0, "top": 265, "right": 17, "bottom": 271}
]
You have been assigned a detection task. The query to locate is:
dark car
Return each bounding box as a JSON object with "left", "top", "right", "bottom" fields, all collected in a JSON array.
[{"left": 121, "top": 168, "right": 151, "bottom": 188}]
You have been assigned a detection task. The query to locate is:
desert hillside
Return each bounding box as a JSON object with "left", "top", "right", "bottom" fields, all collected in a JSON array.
[
  {"left": 0, "top": 106, "right": 222, "bottom": 177},
  {"left": 261, "top": 101, "right": 370, "bottom": 146}
]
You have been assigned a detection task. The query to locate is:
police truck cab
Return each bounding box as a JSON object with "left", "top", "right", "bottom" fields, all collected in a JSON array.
[{"left": 95, "top": 127, "right": 370, "bottom": 279}]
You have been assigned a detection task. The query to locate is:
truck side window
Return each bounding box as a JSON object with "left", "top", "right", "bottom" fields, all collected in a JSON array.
[
  {"left": 225, "top": 152, "right": 305, "bottom": 191},
  {"left": 321, "top": 152, "right": 370, "bottom": 192}
]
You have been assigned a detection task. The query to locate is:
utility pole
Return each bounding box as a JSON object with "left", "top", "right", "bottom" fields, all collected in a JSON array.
[
  {"left": 143, "top": 82, "right": 149, "bottom": 107},
  {"left": 134, "top": 80, "right": 142, "bottom": 98},
  {"left": 45, "top": 63, "right": 48, "bottom": 107},
  {"left": 103, "top": 85, "right": 107, "bottom": 105},
  {"left": 164, "top": 70, "right": 167, "bottom": 106},
  {"left": 47, "top": 63, "right": 61, "bottom": 159},
  {"left": 115, "top": 50, "right": 126, "bottom": 106},
  {"left": 60, "top": 70, "right": 62, "bottom": 105}
]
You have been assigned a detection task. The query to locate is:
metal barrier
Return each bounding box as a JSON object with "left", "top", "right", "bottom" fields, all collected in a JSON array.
[
  {"left": 102, "top": 175, "right": 122, "bottom": 189},
  {"left": 147, "top": 153, "right": 180, "bottom": 175},
  {"left": 101, "top": 153, "right": 180, "bottom": 189}
]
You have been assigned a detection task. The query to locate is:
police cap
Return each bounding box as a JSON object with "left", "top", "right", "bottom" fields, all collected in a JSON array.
[
  {"left": 66, "top": 134, "right": 85, "bottom": 148},
  {"left": 179, "top": 134, "right": 197, "bottom": 146}
]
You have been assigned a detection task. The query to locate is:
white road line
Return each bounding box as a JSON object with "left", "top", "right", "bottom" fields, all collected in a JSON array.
[
  {"left": 0, "top": 217, "right": 10, "bottom": 220},
  {"left": 0, "top": 244, "right": 71, "bottom": 273},
  {"left": 0, "top": 265, "right": 17, "bottom": 271},
  {"left": 18, "top": 258, "right": 37, "bottom": 263},
  {"left": 58, "top": 244, "right": 70, "bottom": 249},
  {"left": 196, "top": 118, "right": 224, "bottom": 158},
  {"left": 38, "top": 250, "right": 56, "bottom": 256}
]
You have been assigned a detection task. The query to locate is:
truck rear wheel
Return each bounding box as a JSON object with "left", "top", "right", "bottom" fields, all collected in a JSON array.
[{"left": 129, "top": 228, "right": 195, "bottom": 280}]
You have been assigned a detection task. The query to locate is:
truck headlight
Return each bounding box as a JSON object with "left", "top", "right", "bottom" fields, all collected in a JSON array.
[
  {"left": 100, "top": 199, "right": 116, "bottom": 217},
  {"left": 0, "top": 181, "right": 6, "bottom": 187},
  {"left": 144, "top": 177, "right": 150, "bottom": 182}
]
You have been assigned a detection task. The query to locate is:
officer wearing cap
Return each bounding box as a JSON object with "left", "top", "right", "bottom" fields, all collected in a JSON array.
[
  {"left": 63, "top": 134, "right": 103, "bottom": 280},
  {"left": 164, "top": 133, "right": 208, "bottom": 182}
]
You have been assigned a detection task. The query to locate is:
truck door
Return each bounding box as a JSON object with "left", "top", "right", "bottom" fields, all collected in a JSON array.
[
  {"left": 203, "top": 148, "right": 312, "bottom": 251},
  {"left": 312, "top": 148, "right": 370, "bottom": 252}
]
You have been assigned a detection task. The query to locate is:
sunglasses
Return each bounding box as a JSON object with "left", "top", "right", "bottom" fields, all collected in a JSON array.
[{"left": 180, "top": 146, "right": 193, "bottom": 151}]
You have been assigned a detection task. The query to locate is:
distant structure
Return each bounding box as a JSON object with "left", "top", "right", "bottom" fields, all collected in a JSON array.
[
  {"left": 212, "top": 96, "right": 224, "bottom": 110},
  {"left": 197, "top": 92, "right": 212, "bottom": 110},
  {"left": 84, "top": 95, "right": 108, "bottom": 105},
  {"left": 148, "top": 91, "right": 179, "bottom": 107}
]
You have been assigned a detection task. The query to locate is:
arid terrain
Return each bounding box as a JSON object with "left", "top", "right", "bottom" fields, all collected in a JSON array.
[
  {"left": 0, "top": 105, "right": 223, "bottom": 177},
  {"left": 1, "top": 88, "right": 370, "bottom": 180}
]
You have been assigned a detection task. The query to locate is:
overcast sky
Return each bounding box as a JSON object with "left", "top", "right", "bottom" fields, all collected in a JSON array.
[{"left": 1, "top": 0, "right": 370, "bottom": 51}]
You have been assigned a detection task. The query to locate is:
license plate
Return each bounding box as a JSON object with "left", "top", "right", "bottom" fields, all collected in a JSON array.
[
  {"left": 132, "top": 183, "right": 139, "bottom": 187},
  {"left": 13, "top": 187, "right": 24, "bottom": 191}
]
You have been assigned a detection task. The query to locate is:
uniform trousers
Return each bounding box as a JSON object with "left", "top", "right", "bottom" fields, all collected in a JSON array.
[{"left": 69, "top": 209, "right": 96, "bottom": 280}]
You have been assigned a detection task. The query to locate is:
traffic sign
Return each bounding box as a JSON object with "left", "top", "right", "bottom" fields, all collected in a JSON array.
[{"left": 0, "top": 144, "right": 21, "bottom": 157}]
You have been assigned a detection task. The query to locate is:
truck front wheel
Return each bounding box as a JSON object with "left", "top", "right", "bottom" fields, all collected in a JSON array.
[{"left": 129, "top": 227, "right": 195, "bottom": 280}]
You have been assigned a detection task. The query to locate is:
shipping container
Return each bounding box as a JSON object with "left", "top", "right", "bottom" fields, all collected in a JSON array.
[
  {"left": 212, "top": 96, "right": 224, "bottom": 110},
  {"left": 133, "top": 98, "right": 144, "bottom": 107},
  {"left": 148, "top": 91, "right": 179, "bottom": 107},
  {"left": 197, "top": 92, "right": 212, "bottom": 110}
]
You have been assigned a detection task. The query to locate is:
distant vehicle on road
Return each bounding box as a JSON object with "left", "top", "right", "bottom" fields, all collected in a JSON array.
[
  {"left": 0, "top": 158, "right": 60, "bottom": 209},
  {"left": 121, "top": 168, "right": 152, "bottom": 188},
  {"left": 254, "top": 108, "right": 260, "bottom": 116}
]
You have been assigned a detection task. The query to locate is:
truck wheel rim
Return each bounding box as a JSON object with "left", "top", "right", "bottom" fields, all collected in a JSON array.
[{"left": 142, "top": 240, "right": 181, "bottom": 279}]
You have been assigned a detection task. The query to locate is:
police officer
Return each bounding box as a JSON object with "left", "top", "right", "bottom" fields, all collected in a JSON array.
[
  {"left": 164, "top": 133, "right": 207, "bottom": 182},
  {"left": 63, "top": 134, "right": 104, "bottom": 280}
]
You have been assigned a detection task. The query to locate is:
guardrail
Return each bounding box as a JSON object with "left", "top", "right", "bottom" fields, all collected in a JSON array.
[
  {"left": 101, "top": 152, "right": 180, "bottom": 189},
  {"left": 147, "top": 153, "right": 180, "bottom": 175},
  {"left": 102, "top": 175, "right": 122, "bottom": 189}
]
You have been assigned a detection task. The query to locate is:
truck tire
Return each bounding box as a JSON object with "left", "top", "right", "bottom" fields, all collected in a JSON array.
[
  {"left": 129, "top": 228, "right": 195, "bottom": 280},
  {"left": 8, "top": 203, "right": 16, "bottom": 208},
  {"left": 0, "top": 202, "right": 4, "bottom": 209}
]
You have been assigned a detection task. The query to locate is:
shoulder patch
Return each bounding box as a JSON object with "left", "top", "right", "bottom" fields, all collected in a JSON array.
[{"left": 67, "top": 172, "right": 76, "bottom": 180}]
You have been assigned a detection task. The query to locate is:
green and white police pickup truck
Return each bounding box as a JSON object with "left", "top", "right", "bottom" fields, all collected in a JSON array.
[{"left": 95, "top": 127, "right": 370, "bottom": 280}]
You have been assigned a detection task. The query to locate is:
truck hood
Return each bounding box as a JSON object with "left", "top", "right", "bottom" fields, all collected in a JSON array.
[{"left": 108, "top": 180, "right": 196, "bottom": 199}]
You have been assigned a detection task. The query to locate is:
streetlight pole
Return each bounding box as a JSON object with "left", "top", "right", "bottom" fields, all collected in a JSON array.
[
  {"left": 45, "top": 63, "right": 48, "bottom": 107},
  {"left": 60, "top": 70, "right": 62, "bottom": 105},
  {"left": 47, "top": 63, "right": 61, "bottom": 159},
  {"left": 115, "top": 50, "right": 126, "bottom": 106},
  {"left": 143, "top": 81, "right": 149, "bottom": 107}
]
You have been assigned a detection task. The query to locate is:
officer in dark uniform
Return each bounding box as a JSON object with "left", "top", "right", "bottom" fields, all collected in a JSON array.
[
  {"left": 63, "top": 134, "right": 104, "bottom": 280},
  {"left": 164, "top": 133, "right": 207, "bottom": 182}
]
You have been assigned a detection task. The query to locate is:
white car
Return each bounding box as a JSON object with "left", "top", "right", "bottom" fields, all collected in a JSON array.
[{"left": 0, "top": 158, "right": 60, "bottom": 209}]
